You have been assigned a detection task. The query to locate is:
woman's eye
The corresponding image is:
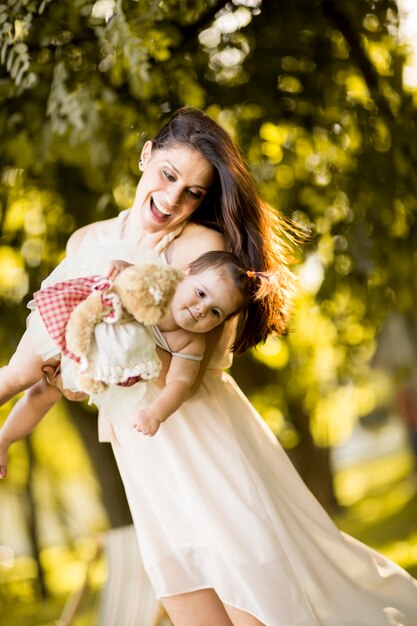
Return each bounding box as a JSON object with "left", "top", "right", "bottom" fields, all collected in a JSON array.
[
  {"left": 187, "top": 189, "right": 201, "bottom": 200},
  {"left": 162, "top": 169, "right": 175, "bottom": 182},
  {"left": 211, "top": 309, "right": 221, "bottom": 318},
  {"left": 197, "top": 289, "right": 205, "bottom": 298}
]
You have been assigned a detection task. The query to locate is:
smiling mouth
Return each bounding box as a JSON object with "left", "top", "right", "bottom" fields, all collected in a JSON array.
[{"left": 151, "top": 197, "right": 172, "bottom": 221}]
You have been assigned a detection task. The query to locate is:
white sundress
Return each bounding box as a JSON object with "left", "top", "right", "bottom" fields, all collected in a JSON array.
[{"left": 32, "top": 210, "right": 417, "bottom": 626}]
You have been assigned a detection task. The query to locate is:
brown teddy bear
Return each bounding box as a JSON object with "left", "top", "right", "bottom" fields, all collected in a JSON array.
[{"left": 64, "top": 263, "right": 182, "bottom": 394}]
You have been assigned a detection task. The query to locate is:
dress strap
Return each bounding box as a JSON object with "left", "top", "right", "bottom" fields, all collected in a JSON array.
[
  {"left": 151, "top": 326, "right": 203, "bottom": 362},
  {"left": 171, "top": 352, "right": 203, "bottom": 362}
]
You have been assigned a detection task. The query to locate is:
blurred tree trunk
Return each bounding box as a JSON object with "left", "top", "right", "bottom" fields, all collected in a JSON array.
[
  {"left": 64, "top": 400, "right": 133, "bottom": 528},
  {"left": 287, "top": 401, "right": 339, "bottom": 514},
  {"left": 24, "top": 436, "right": 48, "bottom": 599}
]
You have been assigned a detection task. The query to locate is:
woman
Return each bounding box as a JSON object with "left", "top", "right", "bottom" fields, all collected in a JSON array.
[{"left": 19, "top": 108, "right": 417, "bottom": 625}]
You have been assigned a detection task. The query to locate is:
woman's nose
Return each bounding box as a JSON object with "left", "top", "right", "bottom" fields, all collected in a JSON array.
[{"left": 166, "top": 185, "right": 182, "bottom": 206}]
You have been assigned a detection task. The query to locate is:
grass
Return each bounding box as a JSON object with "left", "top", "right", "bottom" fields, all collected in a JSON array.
[{"left": 1, "top": 449, "right": 417, "bottom": 625}]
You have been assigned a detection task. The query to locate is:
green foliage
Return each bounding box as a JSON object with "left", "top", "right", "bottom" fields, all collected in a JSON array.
[
  {"left": 335, "top": 448, "right": 417, "bottom": 577},
  {"left": 1, "top": 0, "right": 417, "bottom": 488},
  {"left": 0, "top": 2, "right": 37, "bottom": 90}
]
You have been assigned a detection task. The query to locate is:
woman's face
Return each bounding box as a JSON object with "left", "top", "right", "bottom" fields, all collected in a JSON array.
[{"left": 134, "top": 141, "right": 215, "bottom": 234}]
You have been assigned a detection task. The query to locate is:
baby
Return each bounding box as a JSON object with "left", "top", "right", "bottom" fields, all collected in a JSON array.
[{"left": 0, "top": 251, "right": 261, "bottom": 476}]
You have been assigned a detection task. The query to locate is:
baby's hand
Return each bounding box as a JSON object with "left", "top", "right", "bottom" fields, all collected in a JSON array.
[
  {"left": 132, "top": 409, "right": 161, "bottom": 437},
  {"left": 105, "top": 259, "right": 132, "bottom": 281},
  {"left": 0, "top": 435, "right": 10, "bottom": 479}
]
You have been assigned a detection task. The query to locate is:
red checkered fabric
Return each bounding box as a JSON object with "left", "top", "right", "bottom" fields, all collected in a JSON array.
[
  {"left": 34, "top": 275, "right": 142, "bottom": 387},
  {"left": 34, "top": 276, "right": 105, "bottom": 361}
]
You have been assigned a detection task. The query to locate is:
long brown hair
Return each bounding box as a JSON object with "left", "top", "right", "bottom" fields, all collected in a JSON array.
[{"left": 151, "top": 107, "right": 300, "bottom": 353}]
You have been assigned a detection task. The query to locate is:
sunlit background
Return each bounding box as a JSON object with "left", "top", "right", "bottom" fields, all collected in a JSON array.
[{"left": 1, "top": 1, "right": 417, "bottom": 624}]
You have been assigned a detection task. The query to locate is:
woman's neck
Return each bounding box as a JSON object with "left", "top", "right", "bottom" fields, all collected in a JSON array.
[
  {"left": 123, "top": 209, "right": 162, "bottom": 248},
  {"left": 124, "top": 207, "right": 185, "bottom": 253}
]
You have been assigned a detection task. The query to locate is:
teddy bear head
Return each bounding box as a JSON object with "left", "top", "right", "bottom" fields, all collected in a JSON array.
[{"left": 112, "top": 263, "right": 183, "bottom": 325}]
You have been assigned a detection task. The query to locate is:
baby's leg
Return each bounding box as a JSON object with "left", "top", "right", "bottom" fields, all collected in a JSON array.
[
  {"left": 0, "top": 327, "right": 54, "bottom": 407},
  {"left": 0, "top": 377, "right": 61, "bottom": 478}
]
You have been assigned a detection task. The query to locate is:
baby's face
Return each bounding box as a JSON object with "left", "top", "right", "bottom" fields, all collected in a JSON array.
[{"left": 170, "top": 267, "right": 243, "bottom": 333}]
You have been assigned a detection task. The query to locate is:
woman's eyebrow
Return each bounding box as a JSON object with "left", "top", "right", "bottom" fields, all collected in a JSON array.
[{"left": 166, "top": 161, "right": 210, "bottom": 190}]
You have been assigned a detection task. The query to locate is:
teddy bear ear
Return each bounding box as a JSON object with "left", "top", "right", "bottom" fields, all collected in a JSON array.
[{"left": 149, "top": 284, "right": 163, "bottom": 304}]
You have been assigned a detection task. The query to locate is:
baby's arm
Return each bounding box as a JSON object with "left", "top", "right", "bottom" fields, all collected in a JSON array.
[
  {"left": 133, "top": 335, "right": 205, "bottom": 436},
  {"left": 0, "top": 375, "right": 61, "bottom": 478}
]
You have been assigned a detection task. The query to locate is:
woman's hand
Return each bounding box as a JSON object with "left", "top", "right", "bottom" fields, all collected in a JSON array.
[
  {"left": 105, "top": 259, "right": 132, "bottom": 280},
  {"left": 132, "top": 408, "right": 161, "bottom": 437},
  {"left": 42, "top": 364, "right": 88, "bottom": 402}
]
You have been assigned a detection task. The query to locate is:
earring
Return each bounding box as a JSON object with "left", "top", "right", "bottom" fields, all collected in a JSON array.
[{"left": 138, "top": 159, "right": 144, "bottom": 171}]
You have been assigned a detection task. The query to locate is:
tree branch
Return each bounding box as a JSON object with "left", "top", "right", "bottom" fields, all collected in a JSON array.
[{"left": 322, "top": 0, "right": 396, "bottom": 123}]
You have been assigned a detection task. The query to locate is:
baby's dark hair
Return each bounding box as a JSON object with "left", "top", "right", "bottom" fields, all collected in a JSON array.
[{"left": 187, "top": 251, "right": 275, "bottom": 353}]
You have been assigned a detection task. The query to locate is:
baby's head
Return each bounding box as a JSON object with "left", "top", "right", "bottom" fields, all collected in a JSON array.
[{"left": 170, "top": 251, "right": 249, "bottom": 334}]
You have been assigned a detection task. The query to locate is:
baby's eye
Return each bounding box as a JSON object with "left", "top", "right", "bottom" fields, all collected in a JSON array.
[
  {"left": 162, "top": 169, "right": 175, "bottom": 182},
  {"left": 211, "top": 309, "right": 221, "bottom": 318},
  {"left": 197, "top": 289, "right": 205, "bottom": 298}
]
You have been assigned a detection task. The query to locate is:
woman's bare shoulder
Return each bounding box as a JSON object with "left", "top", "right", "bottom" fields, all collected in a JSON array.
[
  {"left": 183, "top": 222, "right": 225, "bottom": 246},
  {"left": 172, "top": 222, "right": 225, "bottom": 268},
  {"left": 66, "top": 217, "right": 119, "bottom": 256}
]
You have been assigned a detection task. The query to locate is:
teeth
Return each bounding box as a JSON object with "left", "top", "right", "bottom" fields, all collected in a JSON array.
[{"left": 153, "top": 198, "right": 172, "bottom": 216}]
